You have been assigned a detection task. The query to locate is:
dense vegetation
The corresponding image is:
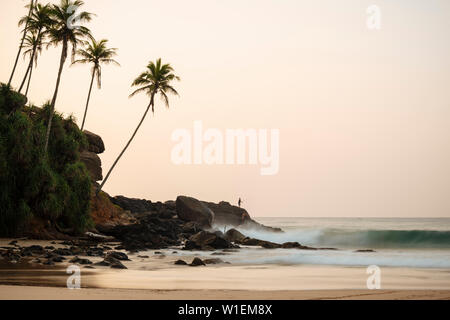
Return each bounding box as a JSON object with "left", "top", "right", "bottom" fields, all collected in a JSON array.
[
  {"left": 2, "top": 0, "right": 180, "bottom": 237},
  {"left": 0, "top": 85, "right": 92, "bottom": 237}
]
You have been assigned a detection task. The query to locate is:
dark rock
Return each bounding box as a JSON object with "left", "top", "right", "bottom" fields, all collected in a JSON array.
[
  {"left": 110, "top": 196, "right": 155, "bottom": 214},
  {"left": 84, "top": 266, "right": 95, "bottom": 269},
  {"left": 95, "top": 255, "right": 127, "bottom": 269},
  {"left": 83, "top": 130, "right": 105, "bottom": 154},
  {"left": 100, "top": 214, "right": 192, "bottom": 252},
  {"left": 174, "top": 259, "right": 188, "bottom": 265},
  {"left": 69, "top": 246, "right": 84, "bottom": 255},
  {"left": 80, "top": 151, "right": 103, "bottom": 181},
  {"left": 203, "top": 201, "right": 251, "bottom": 226},
  {"left": 190, "top": 257, "right": 206, "bottom": 266},
  {"left": 107, "top": 251, "right": 129, "bottom": 261},
  {"left": 355, "top": 249, "right": 376, "bottom": 253},
  {"left": 159, "top": 210, "right": 177, "bottom": 219},
  {"left": 94, "top": 260, "right": 110, "bottom": 267},
  {"left": 182, "top": 221, "right": 201, "bottom": 234},
  {"left": 281, "top": 242, "right": 303, "bottom": 249},
  {"left": 53, "top": 248, "right": 72, "bottom": 256},
  {"left": 107, "top": 256, "right": 127, "bottom": 269},
  {"left": 240, "top": 238, "right": 279, "bottom": 248},
  {"left": 45, "top": 246, "right": 55, "bottom": 250},
  {"left": 164, "top": 200, "right": 176, "bottom": 210},
  {"left": 184, "top": 231, "right": 233, "bottom": 250},
  {"left": 69, "top": 257, "right": 93, "bottom": 265},
  {"left": 22, "top": 245, "right": 45, "bottom": 255},
  {"left": 224, "top": 229, "right": 246, "bottom": 243},
  {"left": 50, "top": 255, "right": 64, "bottom": 263},
  {"left": 138, "top": 255, "right": 149, "bottom": 258},
  {"left": 203, "top": 258, "right": 226, "bottom": 264},
  {"left": 8, "top": 240, "right": 18, "bottom": 246},
  {"left": 176, "top": 196, "right": 214, "bottom": 227},
  {"left": 203, "top": 201, "right": 283, "bottom": 233},
  {"left": 86, "top": 247, "right": 104, "bottom": 257}
]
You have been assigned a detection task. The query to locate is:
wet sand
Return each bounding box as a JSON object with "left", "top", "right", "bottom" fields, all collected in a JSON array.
[
  {"left": 1, "top": 285, "right": 450, "bottom": 300},
  {"left": 1, "top": 239, "right": 450, "bottom": 299}
]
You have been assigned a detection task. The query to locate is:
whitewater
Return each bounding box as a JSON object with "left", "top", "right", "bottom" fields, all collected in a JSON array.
[{"left": 208, "top": 218, "right": 450, "bottom": 269}]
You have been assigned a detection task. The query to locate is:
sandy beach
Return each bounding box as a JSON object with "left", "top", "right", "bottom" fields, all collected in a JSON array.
[
  {"left": 1, "top": 240, "right": 450, "bottom": 300},
  {"left": 1, "top": 285, "right": 450, "bottom": 300}
]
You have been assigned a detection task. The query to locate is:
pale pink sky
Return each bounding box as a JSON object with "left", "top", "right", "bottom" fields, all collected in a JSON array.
[{"left": 1, "top": 0, "right": 450, "bottom": 217}]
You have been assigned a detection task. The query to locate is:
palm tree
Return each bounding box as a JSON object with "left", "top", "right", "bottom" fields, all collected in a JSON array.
[
  {"left": 72, "top": 38, "right": 119, "bottom": 131},
  {"left": 97, "top": 59, "right": 180, "bottom": 194},
  {"left": 18, "top": 3, "right": 54, "bottom": 95},
  {"left": 8, "top": 0, "right": 35, "bottom": 87},
  {"left": 44, "top": 0, "right": 93, "bottom": 153},
  {"left": 20, "top": 33, "right": 43, "bottom": 96}
]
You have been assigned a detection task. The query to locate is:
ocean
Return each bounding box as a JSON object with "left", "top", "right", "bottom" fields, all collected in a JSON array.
[{"left": 213, "top": 217, "right": 450, "bottom": 269}]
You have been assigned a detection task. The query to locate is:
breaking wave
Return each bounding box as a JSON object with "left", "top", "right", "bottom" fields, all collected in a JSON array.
[{"left": 236, "top": 228, "right": 450, "bottom": 249}]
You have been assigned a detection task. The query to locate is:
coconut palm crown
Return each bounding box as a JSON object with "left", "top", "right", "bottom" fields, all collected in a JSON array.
[
  {"left": 72, "top": 38, "right": 119, "bottom": 130},
  {"left": 129, "top": 58, "right": 180, "bottom": 114},
  {"left": 44, "top": 0, "right": 93, "bottom": 153}
]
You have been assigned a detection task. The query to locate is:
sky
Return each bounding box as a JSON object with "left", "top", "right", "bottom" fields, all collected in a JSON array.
[{"left": 1, "top": 0, "right": 449, "bottom": 217}]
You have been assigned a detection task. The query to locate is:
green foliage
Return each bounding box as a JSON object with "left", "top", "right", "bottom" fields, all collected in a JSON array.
[{"left": 0, "top": 85, "right": 91, "bottom": 236}]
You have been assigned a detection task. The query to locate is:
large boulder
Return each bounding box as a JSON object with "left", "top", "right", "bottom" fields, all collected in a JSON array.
[
  {"left": 83, "top": 130, "right": 105, "bottom": 154},
  {"left": 203, "top": 201, "right": 283, "bottom": 233},
  {"left": 224, "top": 228, "right": 246, "bottom": 243},
  {"left": 176, "top": 196, "right": 214, "bottom": 227},
  {"left": 184, "top": 231, "right": 232, "bottom": 250},
  {"left": 203, "top": 201, "right": 250, "bottom": 226},
  {"left": 80, "top": 151, "right": 102, "bottom": 181}
]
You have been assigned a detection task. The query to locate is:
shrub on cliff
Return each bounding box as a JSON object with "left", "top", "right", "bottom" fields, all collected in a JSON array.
[{"left": 0, "top": 85, "right": 92, "bottom": 236}]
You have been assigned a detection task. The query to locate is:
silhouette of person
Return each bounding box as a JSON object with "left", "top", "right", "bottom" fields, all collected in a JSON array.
[{"left": 238, "top": 198, "right": 242, "bottom": 208}]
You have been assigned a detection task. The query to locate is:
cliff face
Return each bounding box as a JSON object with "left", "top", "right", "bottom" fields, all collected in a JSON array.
[
  {"left": 80, "top": 130, "right": 136, "bottom": 231},
  {"left": 80, "top": 131, "right": 104, "bottom": 182}
]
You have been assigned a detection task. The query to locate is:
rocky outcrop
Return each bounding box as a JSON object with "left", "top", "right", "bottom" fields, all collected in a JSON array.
[
  {"left": 80, "top": 151, "right": 102, "bottom": 181},
  {"left": 190, "top": 257, "right": 206, "bottom": 267},
  {"left": 80, "top": 131, "right": 105, "bottom": 182},
  {"left": 224, "top": 228, "right": 246, "bottom": 243},
  {"left": 110, "top": 196, "right": 155, "bottom": 213},
  {"left": 183, "top": 231, "right": 234, "bottom": 250},
  {"left": 204, "top": 201, "right": 250, "bottom": 226},
  {"left": 97, "top": 211, "right": 200, "bottom": 252},
  {"left": 176, "top": 196, "right": 214, "bottom": 227},
  {"left": 203, "top": 200, "right": 283, "bottom": 233},
  {"left": 90, "top": 189, "right": 137, "bottom": 230},
  {"left": 84, "top": 130, "right": 105, "bottom": 154}
]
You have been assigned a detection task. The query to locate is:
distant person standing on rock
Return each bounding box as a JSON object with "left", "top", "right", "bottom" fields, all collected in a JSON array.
[{"left": 238, "top": 198, "right": 243, "bottom": 208}]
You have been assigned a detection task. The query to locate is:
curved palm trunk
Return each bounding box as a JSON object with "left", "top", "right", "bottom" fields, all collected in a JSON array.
[
  {"left": 18, "top": 30, "right": 41, "bottom": 94},
  {"left": 96, "top": 93, "right": 156, "bottom": 195},
  {"left": 44, "top": 41, "right": 67, "bottom": 153},
  {"left": 8, "top": 0, "right": 35, "bottom": 87},
  {"left": 25, "top": 62, "right": 33, "bottom": 97},
  {"left": 81, "top": 71, "right": 95, "bottom": 131}
]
